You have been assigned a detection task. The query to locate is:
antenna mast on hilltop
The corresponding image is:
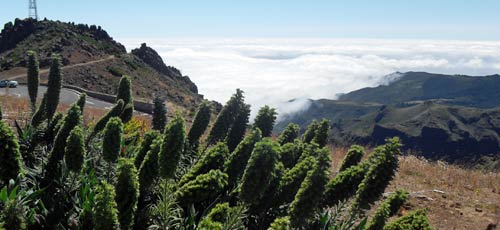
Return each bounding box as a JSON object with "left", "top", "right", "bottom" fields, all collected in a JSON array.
[{"left": 29, "top": 0, "right": 38, "bottom": 20}]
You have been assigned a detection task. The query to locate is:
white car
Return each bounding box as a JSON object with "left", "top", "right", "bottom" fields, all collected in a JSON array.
[{"left": 0, "top": 80, "right": 18, "bottom": 88}]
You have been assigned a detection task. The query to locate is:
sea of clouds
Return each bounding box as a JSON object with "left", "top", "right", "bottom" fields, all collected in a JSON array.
[{"left": 120, "top": 38, "right": 500, "bottom": 119}]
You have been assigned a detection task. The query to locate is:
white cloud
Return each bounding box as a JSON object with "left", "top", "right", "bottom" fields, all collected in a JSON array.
[{"left": 120, "top": 38, "right": 500, "bottom": 119}]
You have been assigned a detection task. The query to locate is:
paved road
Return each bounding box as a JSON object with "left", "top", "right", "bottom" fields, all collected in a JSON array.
[
  {"left": 0, "top": 85, "right": 113, "bottom": 109},
  {"left": 6, "top": 55, "right": 115, "bottom": 80}
]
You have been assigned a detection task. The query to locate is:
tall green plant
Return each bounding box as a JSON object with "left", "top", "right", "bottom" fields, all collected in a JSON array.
[
  {"left": 239, "top": 138, "right": 279, "bottom": 205},
  {"left": 138, "top": 137, "right": 162, "bottom": 194},
  {"left": 87, "top": 99, "right": 124, "bottom": 143},
  {"left": 383, "top": 210, "right": 432, "bottom": 230},
  {"left": 302, "top": 120, "right": 319, "bottom": 143},
  {"left": 175, "top": 169, "right": 228, "bottom": 207},
  {"left": 64, "top": 126, "right": 85, "bottom": 173},
  {"left": 253, "top": 105, "right": 278, "bottom": 137},
  {"left": 224, "top": 128, "right": 262, "bottom": 188},
  {"left": 289, "top": 148, "right": 330, "bottom": 228},
  {"left": 76, "top": 93, "right": 86, "bottom": 115},
  {"left": 268, "top": 216, "right": 291, "bottom": 230},
  {"left": 159, "top": 114, "right": 186, "bottom": 179},
  {"left": 27, "top": 51, "right": 39, "bottom": 112},
  {"left": 31, "top": 93, "right": 47, "bottom": 127},
  {"left": 116, "top": 76, "right": 134, "bottom": 123},
  {"left": 207, "top": 89, "right": 245, "bottom": 145},
  {"left": 179, "top": 142, "right": 229, "bottom": 186},
  {"left": 152, "top": 96, "right": 167, "bottom": 132},
  {"left": 0, "top": 120, "right": 23, "bottom": 183},
  {"left": 277, "top": 123, "right": 300, "bottom": 146},
  {"left": 133, "top": 131, "right": 160, "bottom": 168},
  {"left": 187, "top": 100, "right": 211, "bottom": 145},
  {"left": 366, "top": 189, "right": 409, "bottom": 230},
  {"left": 115, "top": 158, "right": 139, "bottom": 230},
  {"left": 312, "top": 119, "right": 330, "bottom": 147},
  {"left": 225, "top": 103, "right": 250, "bottom": 152},
  {"left": 339, "top": 145, "right": 365, "bottom": 172},
  {"left": 94, "top": 181, "right": 119, "bottom": 230},
  {"left": 102, "top": 117, "right": 123, "bottom": 163},
  {"left": 45, "top": 55, "right": 62, "bottom": 121}
]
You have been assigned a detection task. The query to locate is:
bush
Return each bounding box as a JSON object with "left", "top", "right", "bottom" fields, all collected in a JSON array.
[
  {"left": 27, "top": 50, "right": 39, "bottom": 111},
  {"left": 133, "top": 131, "right": 160, "bottom": 168},
  {"left": 253, "top": 105, "right": 278, "bottom": 137},
  {"left": 45, "top": 55, "right": 62, "bottom": 121},
  {"left": 114, "top": 158, "right": 139, "bottom": 230},
  {"left": 0, "top": 120, "right": 23, "bottom": 183},
  {"left": 268, "top": 216, "right": 291, "bottom": 230},
  {"left": 339, "top": 145, "right": 365, "bottom": 172},
  {"left": 179, "top": 142, "right": 229, "bottom": 186},
  {"left": 239, "top": 139, "right": 279, "bottom": 205},
  {"left": 224, "top": 128, "right": 262, "bottom": 188},
  {"left": 175, "top": 169, "right": 228, "bottom": 207},
  {"left": 159, "top": 114, "right": 186, "bottom": 179},
  {"left": 207, "top": 89, "right": 245, "bottom": 145},
  {"left": 383, "top": 210, "right": 432, "bottom": 230},
  {"left": 277, "top": 123, "right": 300, "bottom": 146},
  {"left": 93, "top": 181, "right": 119, "bottom": 230},
  {"left": 226, "top": 103, "right": 250, "bottom": 152},
  {"left": 102, "top": 117, "right": 123, "bottom": 163},
  {"left": 152, "top": 96, "right": 167, "bottom": 132},
  {"left": 366, "top": 189, "right": 409, "bottom": 230},
  {"left": 64, "top": 126, "right": 85, "bottom": 173},
  {"left": 187, "top": 100, "right": 211, "bottom": 145}
]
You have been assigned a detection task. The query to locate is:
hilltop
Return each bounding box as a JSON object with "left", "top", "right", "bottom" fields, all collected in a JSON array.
[
  {"left": 278, "top": 72, "right": 500, "bottom": 164},
  {"left": 0, "top": 18, "right": 208, "bottom": 113}
]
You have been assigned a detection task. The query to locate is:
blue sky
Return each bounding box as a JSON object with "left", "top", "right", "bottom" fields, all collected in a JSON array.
[{"left": 1, "top": 0, "right": 500, "bottom": 40}]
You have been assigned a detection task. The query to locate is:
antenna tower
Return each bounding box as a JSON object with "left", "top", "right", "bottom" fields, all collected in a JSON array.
[{"left": 29, "top": 0, "right": 38, "bottom": 20}]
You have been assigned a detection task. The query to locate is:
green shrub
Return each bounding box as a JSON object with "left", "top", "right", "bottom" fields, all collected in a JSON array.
[
  {"left": 134, "top": 131, "right": 160, "bottom": 168},
  {"left": 383, "top": 210, "right": 432, "bottom": 230},
  {"left": 302, "top": 120, "right": 319, "bottom": 143},
  {"left": 366, "top": 189, "right": 409, "bottom": 230},
  {"left": 179, "top": 142, "right": 229, "bottom": 186},
  {"left": 175, "top": 169, "right": 228, "bottom": 207},
  {"left": 339, "top": 145, "right": 365, "bottom": 172},
  {"left": 253, "top": 105, "right": 278, "bottom": 137},
  {"left": 277, "top": 123, "right": 300, "bottom": 146},
  {"left": 152, "top": 96, "right": 167, "bottom": 132},
  {"left": 0, "top": 120, "right": 23, "bottom": 183},
  {"left": 312, "top": 119, "right": 330, "bottom": 147},
  {"left": 276, "top": 155, "right": 315, "bottom": 205},
  {"left": 31, "top": 93, "right": 47, "bottom": 127},
  {"left": 45, "top": 55, "right": 62, "bottom": 121},
  {"left": 88, "top": 99, "right": 124, "bottom": 142},
  {"left": 64, "top": 126, "right": 85, "bottom": 173},
  {"left": 268, "top": 216, "right": 291, "bottom": 230},
  {"left": 324, "top": 164, "right": 367, "bottom": 207},
  {"left": 159, "top": 114, "right": 186, "bottom": 179},
  {"left": 225, "top": 103, "right": 250, "bottom": 152},
  {"left": 138, "top": 137, "right": 162, "bottom": 193},
  {"left": 289, "top": 148, "right": 330, "bottom": 228},
  {"left": 94, "top": 181, "right": 119, "bottom": 230},
  {"left": 239, "top": 138, "right": 279, "bottom": 205},
  {"left": 224, "top": 128, "right": 262, "bottom": 188},
  {"left": 115, "top": 158, "right": 139, "bottom": 230},
  {"left": 102, "top": 117, "right": 123, "bottom": 163},
  {"left": 207, "top": 89, "right": 245, "bottom": 145},
  {"left": 187, "top": 100, "right": 211, "bottom": 145},
  {"left": 27, "top": 50, "right": 39, "bottom": 111},
  {"left": 76, "top": 93, "right": 86, "bottom": 115},
  {"left": 278, "top": 140, "right": 304, "bottom": 169}
]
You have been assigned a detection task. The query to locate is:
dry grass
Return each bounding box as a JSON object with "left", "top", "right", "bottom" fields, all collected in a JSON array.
[{"left": 330, "top": 145, "right": 500, "bottom": 230}]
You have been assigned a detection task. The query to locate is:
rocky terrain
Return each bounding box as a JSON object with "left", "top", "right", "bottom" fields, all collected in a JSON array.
[
  {"left": 0, "top": 18, "right": 213, "bottom": 114},
  {"left": 278, "top": 72, "right": 500, "bottom": 164}
]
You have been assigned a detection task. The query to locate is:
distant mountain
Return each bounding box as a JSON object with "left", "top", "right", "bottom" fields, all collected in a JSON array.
[
  {"left": 277, "top": 72, "right": 500, "bottom": 161},
  {"left": 339, "top": 71, "right": 500, "bottom": 108},
  {"left": 0, "top": 18, "right": 209, "bottom": 113}
]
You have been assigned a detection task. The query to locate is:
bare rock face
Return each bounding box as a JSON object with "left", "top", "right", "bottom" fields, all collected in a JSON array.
[
  {"left": 131, "top": 43, "right": 198, "bottom": 93},
  {"left": 0, "top": 18, "right": 37, "bottom": 53}
]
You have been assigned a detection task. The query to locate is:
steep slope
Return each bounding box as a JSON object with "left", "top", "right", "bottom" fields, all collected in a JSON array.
[{"left": 0, "top": 18, "right": 206, "bottom": 113}]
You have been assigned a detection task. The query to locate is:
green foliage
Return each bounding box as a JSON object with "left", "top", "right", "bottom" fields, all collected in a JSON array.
[
  {"left": 45, "top": 55, "right": 62, "bottom": 121},
  {"left": 277, "top": 155, "right": 315, "bottom": 205},
  {"left": 175, "top": 169, "right": 228, "bottom": 207},
  {"left": 366, "top": 189, "right": 409, "bottom": 230},
  {"left": 352, "top": 138, "right": 401, "bottom": 211},
  {"left": 138, "top": 137, "right": 162, "bottom": 193},
  {"left": 289, "top": 148, "right": 330, "bottom": 228},
  {"left": 278, "top": 123, "right": 300, "bottom": 146},
  {"left": 324, "top": 164, "right": 367, "bottom": 207},
  {"left": 31, "top": 92, "right": 47, "bottom": 127},
  {"left": 187, "top": 100, "right": 211, "bottom": 145},
  {"left": 239, "top": 138, "right": 279, "bottom": 205},
  {"left": 88, "top": 99, "right": 124, "bottom": 141},
  {"left": 0, "top": 103, "right": 2, "bottom": 120},
  {"left": 152, "top": 96, "right": 168, "bottom": 132},
  {"left": 207, "top": 89, "right": 245, "bottom": 145},
  {"left": 94, "top": 181, "right": 119, "bottom": 230},
  {"left": 76, "top": 93, "right": 86, "bottom": 115},
  {"left": 302, "top": 120, "right": 319, "bottom": 143},
  {"left": 226, "top": 103, "right": 250, "bottom": 152},
  {"left": 253, "top": 105, "right": 278, "bottom": 137},
  {"left": 268, "top": 216, "right": 291, "bottom": 230},
  {"left": 0, "top": 121, "right": 23, "bottom": 183},
  {"left": 134, "top": 130, "right": 160, "bottom": 168},
  {"left": 224, "top": 128, "right": 262, "bottom": 188},
  {"left": 312, "top": 119, "right": 330, "bottom": 147},
  {"left": 44, "top": 104, "right": 82, "bottom": 185},
  {"left": 159, "top": 114, "right": 186, "bottom": 179},
  {"left": 339, "top": 145, "right": 365, "bottom": 172},
  {"left": 64, "top": 126, "right": 85, "bottom": 173},
  {"left": 149, "top": 180, "right": 183, "bottom": 230},
  {"left": 200, "top": 203, "right": 247, "bottom": 230},
  {"left": 115, "top": 158, "right": 139, "bottom": 230},
  {"left": 278, "top": 140, "right": 304, "bottom": 169},
  {"left": 102, "top": 117, "right": 123, "bottom": 163},
  {"left": 179, "top": 142, "right": 229, "bottom": 186},
  {"left": 116, "top": 76, "right": 134, "bottom": 123},
  {"left": 383, "top": 210, "right": 432, "bottom": 230},
  {"left": 27, "top": 50, "right": 39, "bottom": 111}
]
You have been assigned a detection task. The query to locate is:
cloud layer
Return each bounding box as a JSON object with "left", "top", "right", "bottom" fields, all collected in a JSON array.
[{"left": 121, "top": 38, "right": 500, "bottom": 119}]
